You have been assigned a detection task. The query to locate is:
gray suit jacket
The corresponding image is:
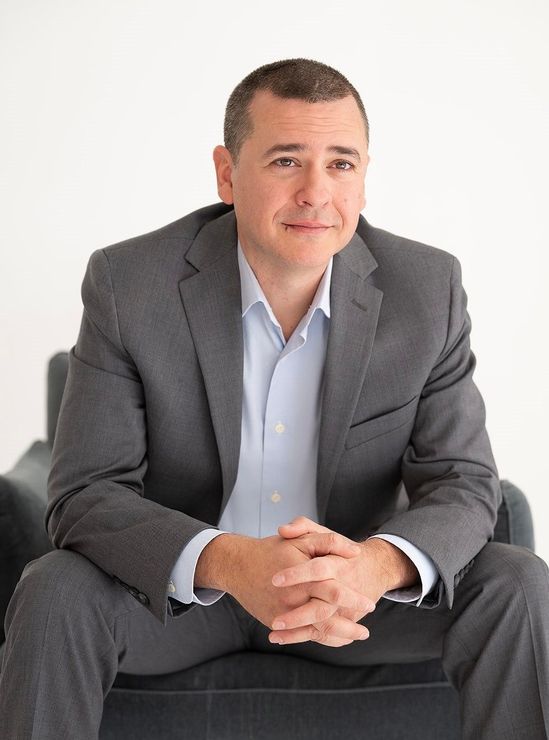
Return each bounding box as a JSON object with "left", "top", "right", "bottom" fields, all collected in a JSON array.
[{"left": 46, "top": 203, "right": 500, "bottom": 624}]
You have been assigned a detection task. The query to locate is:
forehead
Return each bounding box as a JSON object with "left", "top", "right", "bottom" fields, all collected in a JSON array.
[{"left": 246, "top": 90, "right": 367, "bottom": 148}]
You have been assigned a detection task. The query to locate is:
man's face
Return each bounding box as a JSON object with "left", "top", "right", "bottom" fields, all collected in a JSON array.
[{"left": 213, "top": 91, "right": 369, "bottom": 273}]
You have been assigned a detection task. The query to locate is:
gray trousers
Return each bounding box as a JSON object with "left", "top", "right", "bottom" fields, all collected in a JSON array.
[{"left": 1, "top": 542, "right": 548, "bottom": 739}]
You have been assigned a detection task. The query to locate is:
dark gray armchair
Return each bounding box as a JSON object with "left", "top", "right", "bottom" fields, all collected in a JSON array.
[{"left": 0, "top": 352, "right": 535, "bottom": 739}]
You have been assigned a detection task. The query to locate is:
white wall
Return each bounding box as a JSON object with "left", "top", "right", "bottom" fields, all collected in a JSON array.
[{"left": 1, "top": 1, "right": 548, "bottom": 561}]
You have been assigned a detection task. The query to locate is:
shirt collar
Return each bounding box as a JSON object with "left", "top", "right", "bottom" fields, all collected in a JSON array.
[{"left": 237, "top": 241, "right": 332, "bottom": 321}]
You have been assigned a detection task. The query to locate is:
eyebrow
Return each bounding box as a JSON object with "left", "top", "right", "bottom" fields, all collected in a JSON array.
[{"left": 262, "top": 143, "right": 362, "bottom": 163}]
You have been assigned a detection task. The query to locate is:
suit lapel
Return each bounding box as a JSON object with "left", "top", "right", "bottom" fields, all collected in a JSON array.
[
  {"left": 317, "top": 228, "right": 383, "bottom": 524},
  {"left": 178, "top": 211, "right": 243, "bottom": 512}
]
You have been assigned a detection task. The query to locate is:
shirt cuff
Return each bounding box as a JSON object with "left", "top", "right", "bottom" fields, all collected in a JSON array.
[
  {"left": 369, "top": 533, "right": 439, "bottom": 607},
  {"left": 169, "top": 529, "right": 230, "bottom": 606}
]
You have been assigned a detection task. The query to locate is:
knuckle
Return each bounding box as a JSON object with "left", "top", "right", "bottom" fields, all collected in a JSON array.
[
  {"left": 310, "top": 626, "right": 323, "bottom": 642},
  {"left": 311, "top": 622, "right": 330, "bottom": 641},
  {"left": 320, "top": 620, "right": 334, "bottom": 638},
  {"left": 317, "top": 603, "right": 334, "bottom": 622}
]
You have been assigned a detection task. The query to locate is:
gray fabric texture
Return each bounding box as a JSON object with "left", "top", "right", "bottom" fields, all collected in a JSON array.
[{"left": 100, "top": 679, "right": 461, "bottom": 740}]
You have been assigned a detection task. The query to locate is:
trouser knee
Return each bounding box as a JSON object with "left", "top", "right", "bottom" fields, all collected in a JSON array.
[
  {"left": 444, "top": 541, "right": 548, "bottom": 655},
  {"left": 468, "top": 542, "right": 548, "bottom": 601},
  {"left": 5, "top": 548, "right": 133, "bottom": 636}
]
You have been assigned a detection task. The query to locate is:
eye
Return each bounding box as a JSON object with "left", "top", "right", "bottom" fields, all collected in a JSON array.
[
  {"left": 273, "top": 158, "right": 296, "bottom": 167},
  {"left": 333, "top": 160, "right": 354, "bottom": 171}
]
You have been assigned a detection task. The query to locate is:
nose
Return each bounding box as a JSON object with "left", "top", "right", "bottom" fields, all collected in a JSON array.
[{"left": 294, "top": 166, "right": 331, "bottom": 209}]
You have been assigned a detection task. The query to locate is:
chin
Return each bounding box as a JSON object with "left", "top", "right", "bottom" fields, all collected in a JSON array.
[{"left": 279, "top": 249, "right": 336, "bottom": 270}]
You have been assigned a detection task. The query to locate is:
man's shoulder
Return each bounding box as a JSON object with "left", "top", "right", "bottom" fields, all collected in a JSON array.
[
  {"left": 355, "top": 217, "right": 458, "bottom": 293},
  {"left": 100, "top": 202, "right": 234, "bottom": 260},
  {"left": 358, "top": 217, "right": 455, "bottom": 266},
  {"left": 83, "top": 203, "right": 235, "bottom": 303},
  {"left": 357, "top": 217, "right": 461, "bottom": 310}
]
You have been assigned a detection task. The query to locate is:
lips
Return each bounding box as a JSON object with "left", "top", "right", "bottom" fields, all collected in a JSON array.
[
  {"left": 286, "top": 221, "right": 330, "bottom": 229},
  {"left": 283, "top": 221, "right": 332, "bottom": 234}
]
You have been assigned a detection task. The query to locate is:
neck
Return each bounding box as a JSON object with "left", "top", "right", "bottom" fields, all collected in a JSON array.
[{"left": 241, "top": 247, "right": 327, "bottom": 341}]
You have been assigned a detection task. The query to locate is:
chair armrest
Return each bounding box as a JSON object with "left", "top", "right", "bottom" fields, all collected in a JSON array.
[
  {"left": 0, "top": 441, "right": 53, "bottom": 642},
  {"left": 493, "top": 479, "right": 535, "bottom": 551},
  {"left": 3, "top": 440, "right": 51, "bottom": 503}
]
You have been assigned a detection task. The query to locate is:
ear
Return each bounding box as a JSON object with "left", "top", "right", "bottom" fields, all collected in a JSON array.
[{"left": 213, "top": 145, "right": 235, "bottom": 205}]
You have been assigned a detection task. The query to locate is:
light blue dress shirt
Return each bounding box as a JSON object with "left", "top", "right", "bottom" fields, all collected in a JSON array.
[{"left": 169, "top": 244, "right": 438, "bottom": 608}]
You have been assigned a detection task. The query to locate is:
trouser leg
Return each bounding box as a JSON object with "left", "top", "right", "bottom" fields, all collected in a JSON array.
[
  {"left": 441, "top": 542, "right": 549, "bottom": 740},
  {"left": 0, "top": 548, "right": 249, "bottom": 740},
  {"left": 250, "top": 542, "right": 549, "bottom": 740}
]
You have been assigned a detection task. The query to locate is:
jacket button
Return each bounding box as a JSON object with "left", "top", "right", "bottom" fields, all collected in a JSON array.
[
  {"left": 137, "top": 593, "right": 150, "bottom": 605},
  {"left": 128, "top": 587, "right": 139, "bottom": 597}
]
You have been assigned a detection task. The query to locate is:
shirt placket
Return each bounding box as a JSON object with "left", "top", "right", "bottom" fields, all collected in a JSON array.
[{"left": 260, "top": 328, "right": 308, "bottom": 537}]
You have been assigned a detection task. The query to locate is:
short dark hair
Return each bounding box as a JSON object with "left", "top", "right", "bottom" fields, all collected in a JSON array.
[{"left": 224, "top": 58, "right": 369, "bottom": 165}]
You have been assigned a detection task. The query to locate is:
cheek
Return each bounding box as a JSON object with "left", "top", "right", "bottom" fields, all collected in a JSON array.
[
  {"left": 242, "top": 179, "right": 275, "bottom": 206},
  {"left": 339, "top": 188, "right": 365, "bottom": 213}
]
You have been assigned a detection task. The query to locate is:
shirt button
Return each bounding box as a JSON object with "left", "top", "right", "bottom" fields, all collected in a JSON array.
[
  {"left": 271, "top": 491, "right": 282, "bottom": 503},
  {"left": 168, "top": 580, "right": 176, "bottom": 594},
  {"left": 275, "top": 422, "right": 286, "bottom": 434}
]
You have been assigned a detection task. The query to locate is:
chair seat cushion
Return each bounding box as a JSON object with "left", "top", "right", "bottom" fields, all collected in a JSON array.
[
  {"left": 105, "top": 652, "right": 459, "bottom": 740},
  {"left": 113, "top": 650, "right": 449, "bottom": 691}
]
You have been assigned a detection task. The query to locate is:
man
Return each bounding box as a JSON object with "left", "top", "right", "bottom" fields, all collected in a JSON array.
[{"left": 1, "top": 58, "right": 548, "bottom": 739}]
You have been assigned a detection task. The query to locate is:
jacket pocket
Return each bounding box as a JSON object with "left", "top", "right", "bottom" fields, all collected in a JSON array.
[{"left": 344, "top": 395, "right": 419, "bottom": 450}]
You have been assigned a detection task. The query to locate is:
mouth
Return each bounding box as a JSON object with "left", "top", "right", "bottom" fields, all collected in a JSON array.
[{"left": 282, "top": 221, "right": 332, "bottom": 234}]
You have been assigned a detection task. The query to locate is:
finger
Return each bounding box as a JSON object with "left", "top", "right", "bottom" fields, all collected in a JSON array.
[
  {"left": 272, "top": 581, "right": 373, "bottom": 630},
  {"left": 338, "top": 605, "right": 372, "bottom": 623},
  {"left": 297, "top": 532, "right": 362, "bottom": 560},
  {"left": 271, "top": 631, "right": 352, "bottom": 648},
  {"left": 273, "top": 552, "right": 343, "bottom": 587},
  {"left": 311, "top": 580, "right": 375, "bottom": 615},
  {"left": 278, "top": 517, "right": 330, "bottom": 539},
  {"left": 272, "top": 580, "right": 373, "bottom": 627},
  {"left": 272, "top": 558, "right": 335, "bottom": 586},
  {"left": 271, "top": 597, "right": 338, "bottom": 631},
  {"left": 269, "top": 615, "right": 370, "bottom": 647}
]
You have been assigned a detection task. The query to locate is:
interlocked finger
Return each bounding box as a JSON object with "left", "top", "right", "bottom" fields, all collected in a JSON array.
[
  {"left": 270, "top": 613, "right": 370, "bottom": 647},
  {"left": 272, "top": 596, "right": 338, "bottom": 632},
  {"left": 272, "top": 579, "right": 374, "bottom": 631},
  {"left": 310, "top": 580, "right": 375, "bottom": 615}
]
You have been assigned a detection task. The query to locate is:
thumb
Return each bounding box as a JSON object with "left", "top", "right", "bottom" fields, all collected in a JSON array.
[
  {"left": 278, "top": 517, "right": 329, "bottom": 539},
  {"left": 305, "top": 532, "right": 363, "bottom": 559}
]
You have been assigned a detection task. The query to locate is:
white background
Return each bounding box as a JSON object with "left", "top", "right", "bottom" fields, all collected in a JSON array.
[{"left": 1, "top": 1, "right": 548, "bottom": 561}]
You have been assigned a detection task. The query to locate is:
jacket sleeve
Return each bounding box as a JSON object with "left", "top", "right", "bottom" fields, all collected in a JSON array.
[
  {"left": 377, "top": 256, "right": 501, "bottom": 609},
  {"left": 46, "top": 249, "right": 216, "bottom": 624}
]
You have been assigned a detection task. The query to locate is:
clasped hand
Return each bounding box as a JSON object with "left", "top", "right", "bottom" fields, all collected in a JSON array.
[
  {"left": 228, "top": 518, "right": 389, "bottom": 649},
  {"left": 269, "top": 517, "right": 390, "bottom": 647}
]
